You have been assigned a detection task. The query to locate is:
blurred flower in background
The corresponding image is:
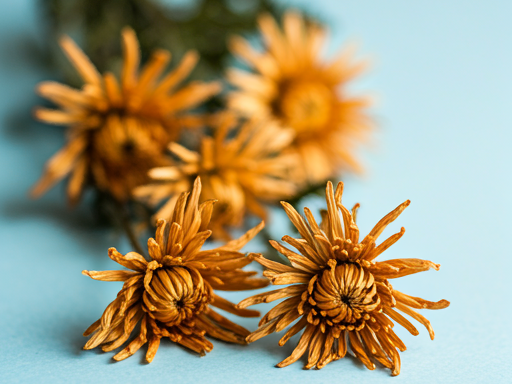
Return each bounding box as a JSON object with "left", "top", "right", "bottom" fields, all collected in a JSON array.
[
  {"left": 228, "top": 11, "right": 372, "bottom": 187},
  {"left": 136, "top": 112, "right": 298, "bottom": 239},
  {"left": 31, "top": 27, "right": 219, "bottom": 203},
  {"left": 31, "top": 0, "right": 374, "bottom": 256}
]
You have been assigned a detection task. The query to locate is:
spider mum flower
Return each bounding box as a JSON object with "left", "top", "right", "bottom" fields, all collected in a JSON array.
[
  {"left": 32, "top": 27, "right": 220, "bottom": 203},
  {"left": 135, "top": 113, "right": 298, "bottom": 239},
  {"left": 228, "top": 11, "right": 372, "bottom": 184},
  {"left": 82, "top": 177, "right": 268, "bottom": 362},
  {"left": 238, "top": 181, "right": 449, "bottom": 375}
]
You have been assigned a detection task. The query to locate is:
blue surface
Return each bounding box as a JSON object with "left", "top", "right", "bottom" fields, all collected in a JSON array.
[{"left": 1, "top": 0, "right": 511, "bottom": 383}]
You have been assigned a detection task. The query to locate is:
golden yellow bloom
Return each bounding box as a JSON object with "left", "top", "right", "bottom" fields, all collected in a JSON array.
[
  {"left": 82, "top": 177, "right": 268, "bottom": 362},
  {"left": 238, "top": 181, "right": 449, "bottom": 375},
  {"left": 135, "top": 112, "right": 298, "bottom": 239},
  {"left": 32, "top": 27, "right": 220, "bottom": 203},
  {"left": 228, "top": 11, "right": 372, "bottom": 184}
]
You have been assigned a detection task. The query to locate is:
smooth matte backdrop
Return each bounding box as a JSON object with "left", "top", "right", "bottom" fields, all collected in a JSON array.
[{"left": 1, "top": 0, "right": 511, "bottom": 383}]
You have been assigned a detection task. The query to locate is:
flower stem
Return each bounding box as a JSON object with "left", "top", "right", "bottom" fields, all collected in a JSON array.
[
  {"left": 113, "top": 200, "right": 146, "bottom": 257},
  {"left": 121, "top": 212, "right": 146, "bottom": 256}
]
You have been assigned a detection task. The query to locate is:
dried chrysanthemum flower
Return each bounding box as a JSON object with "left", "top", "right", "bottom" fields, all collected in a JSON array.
[
  {"left": 135, "top": 112, "right": 298, "bottom": 239},
  {"left": 32, "top": 27, "right": 220, "bottom": 203},
  {"left": 238, "top": 181, "right": 449, "bottom": 375},
  {"left": 82, "top": 177, "right": 269, "bottom": 361},
  {"left": 228, "top": 11, "right": 372, "bottom": 184}
]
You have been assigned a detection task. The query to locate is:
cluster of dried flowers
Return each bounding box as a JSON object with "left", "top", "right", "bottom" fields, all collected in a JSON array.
[{"left": 32, "top": 10, "right": 449, "bottom": 376}]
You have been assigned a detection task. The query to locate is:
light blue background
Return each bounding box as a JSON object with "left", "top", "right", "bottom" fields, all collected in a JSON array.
[{"left": 1, "top": 0, "right": 511, "bottom": 383}]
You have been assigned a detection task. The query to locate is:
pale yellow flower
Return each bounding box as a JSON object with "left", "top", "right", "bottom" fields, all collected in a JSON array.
[
  {"left": 228, "top": 11, "right": 372, "bottom": 184},
  {"left": 136, "top": 113, "right": 298, "bottom": 239}
]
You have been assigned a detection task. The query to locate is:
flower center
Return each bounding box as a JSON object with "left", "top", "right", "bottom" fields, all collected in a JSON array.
[
  {"left": 121, "top": 140, "right": 136, "bottom": 155},
  {"left": 144, "top": 266, "right": 212, "bottom": 327},
  {"left": 311, "top": 263, "right": 378, "bottom": 327},
  {"left": 277, "top": 81, "right": 333, "bottom": 133},
  {"left": 89, "top": 113, "right": 171, "bottom": 199},
  {"left": 93, "top": 114, "right": 166, "bottom": 163}
]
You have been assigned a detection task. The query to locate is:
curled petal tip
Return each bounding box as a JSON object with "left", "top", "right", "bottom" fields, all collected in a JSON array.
[
  {"left": 187, "top": 49, "right": 199, "bottom": 58},
  {"left": 436, "top": 299, "right": 450, "bottom": 309},
  {"left": 32, "top": 107, "right": 45, "bottom": 120},
  {"left": 258, "top": 12, "right": 273, "bottom": 22},
  {"left": 245, "top": 334, "right": 257, "bottom": 344},
  {"left": 58, "top": 34, "right": 72, "bottom": 46},
  {"left": 28, "top": 185, "right": 39, "bottom": 199},
  {"left": 34, "top": 84, "right": 45, "bottom": 95},
  {"left": 121, "top": 26, "right": 136, "bottom": 36},
  {"left": 246, "top": 253, "right": 259, "bottom": 260}
]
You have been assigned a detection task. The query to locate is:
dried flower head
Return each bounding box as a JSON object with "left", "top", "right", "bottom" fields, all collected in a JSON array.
[
  {"left": 82, "top": 177, "right": 268, "bottom": 362},
  {"left": 135, "top": 112, "right": 298, "bottom": 239},
  {"left": 32, "top": 27, "right": 220, "bottom": 203},
  {"left": 238, "top": 181, "right": 449, "bottom": 375},
  {"left": 228, "top": 11, "right": 372, "bottom": 184}
]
